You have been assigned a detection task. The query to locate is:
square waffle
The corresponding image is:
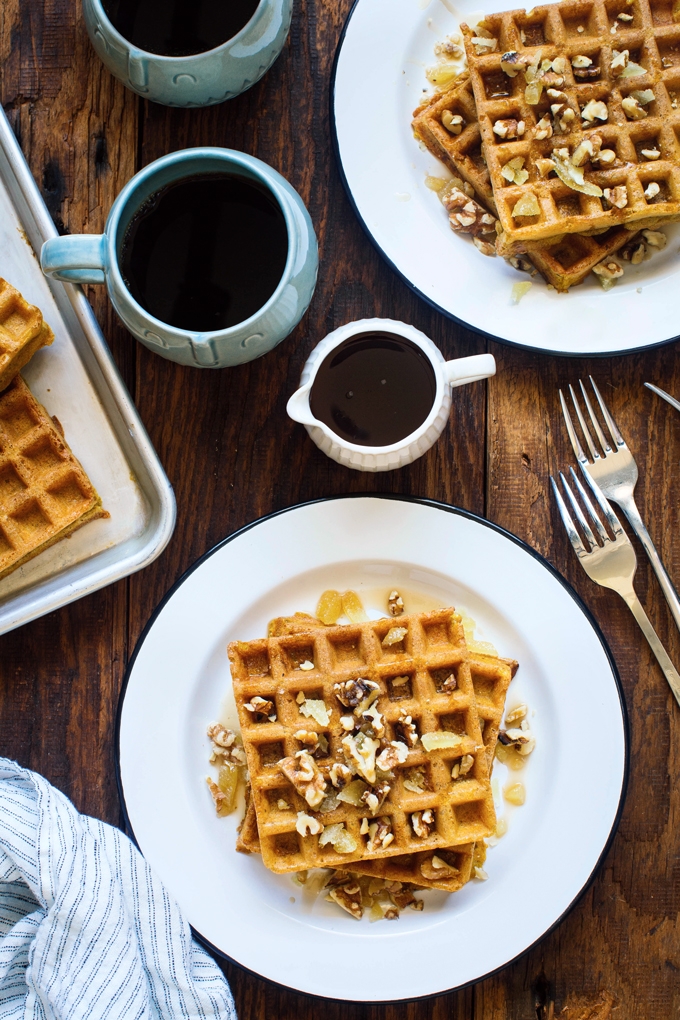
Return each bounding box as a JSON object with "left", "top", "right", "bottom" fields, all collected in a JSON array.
[
  {"left": 0, "top": 279, "right": 54, "bottom": 392},
  {"left": 229, "top": 609, "right": 496, "bottom": 875},
  {"left": 461, "top": 0, "right": 680, "bottom": 245},
  {"left": 236, "top": 647, "right": 518, "bottom": 891},
  {"left": 0, "top": 375, "right": 108, "bottom": 581},
  {"left": 413, "top": 73, "right": 648, "bottom": 288}
]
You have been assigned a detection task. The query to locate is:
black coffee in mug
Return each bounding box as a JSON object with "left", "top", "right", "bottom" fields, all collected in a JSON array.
[
  {"left": 120, "top": 173, "right": 289, "bottom": 333},
  {"left": 309, "top": 333, "right": 437, "bottom": 446},
  {"left": 102, "top": 0, "right": 260, "bottom": 57}
]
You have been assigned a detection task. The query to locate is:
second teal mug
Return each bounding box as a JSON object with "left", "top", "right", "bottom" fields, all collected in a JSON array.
[
  {"left": 40, "top": 148, "right": 318, "bottom": 369},
  {"left": 82, "top": 0, "right": 293, "bottom": 107}
]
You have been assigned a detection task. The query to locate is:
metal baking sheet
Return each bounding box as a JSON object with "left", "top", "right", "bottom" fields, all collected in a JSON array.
[{"left": 0, "top": 106, "right": 176, "bottom": 635}]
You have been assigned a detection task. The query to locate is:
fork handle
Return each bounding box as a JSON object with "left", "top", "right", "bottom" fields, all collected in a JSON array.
[
  {"left": 621, "top": 589, "right": 680, "bottom": 708},
  {"left": 619, "top": 495, "right": 680, "bottom": 637}
]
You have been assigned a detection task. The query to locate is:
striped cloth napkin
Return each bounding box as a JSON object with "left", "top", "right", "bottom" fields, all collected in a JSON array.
[{"left": 0, "top": 758, "right": 237, "bottom": 1020}]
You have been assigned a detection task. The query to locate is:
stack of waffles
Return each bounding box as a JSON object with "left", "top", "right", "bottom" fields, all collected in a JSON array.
[
  {"left": 412, "top": 0, "right": 680, "bottom": 291},
  {"left": 229, "top": 608, "right": 517, "bottom": 897},
  {"left": 0, "top": 279, "right": 107, "bottom": 581}
]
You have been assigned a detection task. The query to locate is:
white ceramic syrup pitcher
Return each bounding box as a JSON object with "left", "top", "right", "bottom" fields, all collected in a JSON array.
[{"left": 287, "top": 318, "right": 495, "bottom": 472}]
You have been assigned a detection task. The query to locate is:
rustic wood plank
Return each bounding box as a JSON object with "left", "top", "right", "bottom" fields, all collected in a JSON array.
[{"left": 484, "top": 343, "right": 680, "bottom": 1017}]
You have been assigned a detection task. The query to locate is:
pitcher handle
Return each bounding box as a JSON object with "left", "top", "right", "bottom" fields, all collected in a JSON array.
[
  {"left": 41, "top": 235, "right": 108, "bottom": 285},
  {"left": 444, "top": 353, "right": 496, "bottom": 388}
]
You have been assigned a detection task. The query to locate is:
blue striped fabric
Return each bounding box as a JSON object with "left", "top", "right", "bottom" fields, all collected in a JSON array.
[{"left": 0, "top": 759, "right": 237, "bottom": 1020}]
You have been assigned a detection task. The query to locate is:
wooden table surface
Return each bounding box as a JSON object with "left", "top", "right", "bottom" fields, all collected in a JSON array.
[{"left": 2, "top": 0, "right": 680, "bottom": 1016}]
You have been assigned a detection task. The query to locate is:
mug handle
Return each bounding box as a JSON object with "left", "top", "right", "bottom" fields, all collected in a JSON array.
[
  {"left": 41, "top": 235, "right": 108, "bottom": 285},
  {"left": 444, "top": 353, "right": 496, "bottom": 388}
]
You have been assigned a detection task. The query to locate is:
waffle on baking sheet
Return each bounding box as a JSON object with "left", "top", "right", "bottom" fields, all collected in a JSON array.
[
  {"left": 0, "top": 375, "right": 108, "bottom": 581},
  {"left": 228, "top": 609, "right": 496, "bottom": 875},
  {"left": 235, "top": 643, "right": 517, "bottom": 892},
  {"left": 460, "top": 0, "right": 680, "bottom": 246},
  {"left": 413, "top": 73, "right": 652, "bottom": 290},
  {"left": 0, "top": 279, "right": 54, "bottom": 393}
]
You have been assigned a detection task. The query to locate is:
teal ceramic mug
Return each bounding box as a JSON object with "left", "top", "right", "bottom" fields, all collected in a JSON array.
[
  {"left": 82, "top": 0, "right": 293, "bottom": 107},
  {"left": 40, "top": 148, "right": 318, "bottom": 369}
]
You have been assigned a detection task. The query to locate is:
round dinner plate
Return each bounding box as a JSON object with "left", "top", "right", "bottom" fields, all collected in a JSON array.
[
  {"left": 117, "top": 496, "right": 627, "bottom": 1002},
  {"left": 332, "top": 0, "right": 680, "bottom": 356}
]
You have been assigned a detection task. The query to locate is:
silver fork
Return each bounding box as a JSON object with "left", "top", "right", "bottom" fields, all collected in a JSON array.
[
  {"left": 560, "top": 377, "right": 680, "bottom": 635},
  {"left": 551, "top": 468, "right": 680, "bottom": 706}
]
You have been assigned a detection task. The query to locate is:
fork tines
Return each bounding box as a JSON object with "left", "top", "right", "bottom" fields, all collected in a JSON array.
[
  {"left": 559, "top": 377, "right": 625, "bottom": 465},
  {"left": 551, "top": 467, "right": 624, "bottom": 555}
]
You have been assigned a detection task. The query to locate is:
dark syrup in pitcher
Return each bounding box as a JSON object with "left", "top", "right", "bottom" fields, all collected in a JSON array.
[
  {"left": 102, "top": 0, "right": 260, "bottom": 56},
  {"left": 310, "top": 333, "right": 437, "bottom": 447},
  {"left": 120, "top": 173, "right": 288, "bottom": 333}
]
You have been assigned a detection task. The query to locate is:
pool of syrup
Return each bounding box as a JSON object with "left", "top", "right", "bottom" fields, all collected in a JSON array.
[{"left": 309, "top": 333, "right": 437, "bottom": 447}]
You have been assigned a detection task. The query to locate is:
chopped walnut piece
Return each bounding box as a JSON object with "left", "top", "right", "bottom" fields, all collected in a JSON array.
[
  {"left": 500, "top": 50, "right": 525, "bottom": 76},
  {"left": 471, "top": 34, "right": 498, "bottom": 54},
  {"left": 493, "top": 118, "right": 525, "bottom": 139},
  {"left": 388, "top": 590, "right": 404, "bottom": 616},
  {"left": 571, "top": 54, "right": 592, "bottom": 68},
  {"left": 603, "top": 186, "right": 628, "bottom": 209},
  {"left": 644, "top": 181, "right": 661, "bottom": 199},
  {"left": 280, "top": 750, "right": 327, "bottom": 808},
  {"left": 474, "top": 866, "right": 489, "bottom": 880},
  {"left": 622, "top": 95, "right": 647, "bottom": 120},
  {"left": 442, "top": 672, "right": 457, "bottom": 692},
  {"left": 594, "top": 148, "right": 616, "bottom": 164},
  {"left": 207, "top": 722, "right": 235, "bottom": 748},
  {"left": 334, "top": 678, "right": 379, "bottom": 710},
  {"left": 621, "top": 238, "right": 648, "bottom": 263},
  {"left": 294, "top": 729, "right": 320, "bottom": 750},
  {"left": 534, "top": 115, "right": 553, "bottom": 140},
  {"left": 244, "top": 696, "right": 276, "bottom": 720},
  {"left": 365, "top": 816, "right": 394, "bottom": 852},
  {"left": 411, "top": 809, "right": 435, "bottom": 838},
  {"left": 342, "top": 731, "right": 380, "bottom": 784},
  {"left": 299, "top": 659, "right": 314, "bottom": 671},
  {"left": 571, "top": 139, "right": 594, "bottom": 166},
  {"left": 581, "top": 99, "right": 608, "bottom": 122},
  {"left": 441, "top": 110, "right": 465, "bottom": 135},
  {"left": 441, "top": 188, "right": 497, "bottom": 238},
  {"left": 611, "top": 48, "right": 629, "bottom": 73},
  {"left": 458, "top": 753, "right": 474, "bottom": 775},
  {"left": 361, "top": 780, "right": 391, "bottom": 815},
  {"left": 505, "top": 704, "right": 527, "bottom": 725},
  {"left": 376, "top": 740, "right": 409, "bottom": 771},
  {"left": 420, "top": 854, "right": 459, "bottom": 880},
  {"left": 329, "top": 762, "right": 352, "bottom": 789},
  {"left": 642, "top": 229, "right": 667, "bottom": 249},
  {"left": 394, "top": 710, "right": 419, "bottom": 747},
  {"left": 340, "top": 714, "right": 355, "bottom": 732},
  {"left": 391, "top": 885, "right": 423, "bottom": 911},
  {"left": 296, "top": 811, "right": 324, "bottom": 836},
  {"left": 326, "top": 879, "right": 363, "bottom": 920},
  {"left": 617, "top": 11, "right": 633, "bottom": 19},
  {"left": 536, "top": 158, "right": 556, "bottom": 178},
  {"left": 206, "top": 777, "right": 229, "bottom": 815},
  {"left": 593, "top": 257, "right": 624, "bottom": 289},
  {"left": 473, "top": 237, "right": 497, "bottom": 256},
  {"left": 277, "top": 798, "right": 291, "bottom": 810},
  {"left": 640, "top": 147, "right": 661, "bottom": 160},
  {"left": 391, "top": 674, "right": 410, "bottom": 687}
]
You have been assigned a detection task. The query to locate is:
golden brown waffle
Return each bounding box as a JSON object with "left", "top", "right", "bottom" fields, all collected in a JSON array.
[
  {"left": 461, "top": 0, "right": 680, "bottom": 246},
  {"left": 0, "top": 280, "right": 54, "bottom": 393},
  {"left": 413, "top": 76, "right": 647, "bottom": 289},
  {"left": 235, "top": 617, "right": 516, "bottom": 891},
  {"left": 0, "top": 375, "right": 108, "bottom": 581},
  {"left": 229, "top": 609, "right": 495, "bottom": 874}
]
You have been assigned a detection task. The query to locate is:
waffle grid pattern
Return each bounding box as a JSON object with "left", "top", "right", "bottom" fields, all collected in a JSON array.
[
  {"left": 235, "top": 647, "right": 518, "bottom": 890},
  {"left": 462, "top": 0, "right": 680, "bottom": 243},
  {"left": 0, "top": 279, "right": 54, "bottom": 393},
  {"left": 412, "top": 75, "right": 639, "bottom": 289},
  {"left": 229, "top": 610, "right": 496, "bottom": 874},
  {"left": 0, "top": 375, "right": 106, "bottom": 580}
]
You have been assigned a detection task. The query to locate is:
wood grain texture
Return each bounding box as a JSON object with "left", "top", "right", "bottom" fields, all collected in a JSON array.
[{"left": 1, "top": 0, "right": 680, "bottom": 1015}]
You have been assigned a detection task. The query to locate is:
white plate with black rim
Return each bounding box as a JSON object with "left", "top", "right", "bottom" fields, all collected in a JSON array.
[
  {"left": 117, "top": 495, "right": 627, "bottom": 1002},
  {"left": 331, "top": 0, "right": 680, "bottom": 356}
]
